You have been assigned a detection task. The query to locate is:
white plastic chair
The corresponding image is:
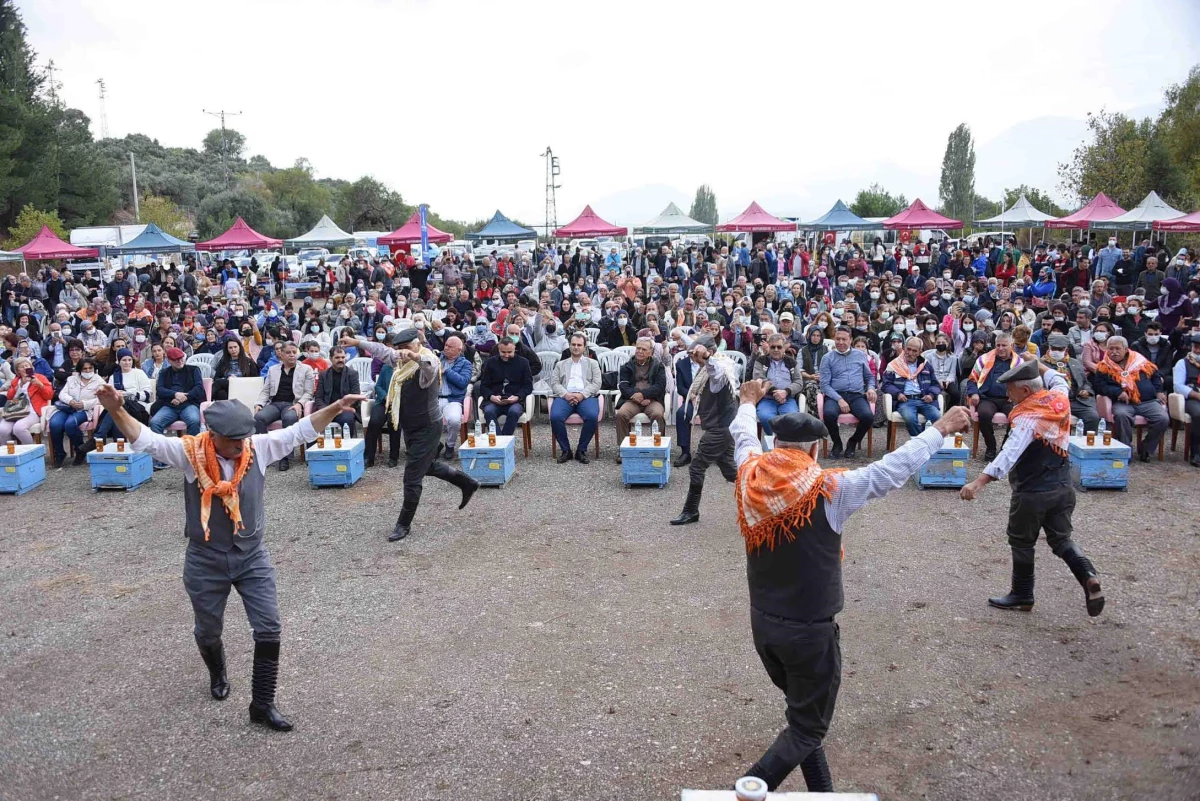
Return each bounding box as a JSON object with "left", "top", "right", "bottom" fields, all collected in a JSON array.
[
  {"left": 598, "top": 351, "right": 632, "bottom": 419},
  {"left": 533, "top": 352, "right": 560, "bottom": 416},
  {"left": 584, "top": 328, "right": 599, "bottom": 345},
  {"left": 1168, "top": 392, "right": 1193, "bottom": 458},
  {"left": 612, "top": 345, "right": 636, "bottom": 359},
  {"left": 725, "top": 350, "right": 748, "bottom": 381},
  {"left": 883, "top": 392, "right": 946, "bottom": 451},
  {"left": 348, "top": 356, "right": 376, "bottom": 397},
  {"left": 186, "top": 353, "right": 216, "bottom": 379}
]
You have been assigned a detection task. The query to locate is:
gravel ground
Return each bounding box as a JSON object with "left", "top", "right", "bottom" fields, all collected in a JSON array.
[{"left": 1, "top": 421, "right": 1198, "bottom": 801}]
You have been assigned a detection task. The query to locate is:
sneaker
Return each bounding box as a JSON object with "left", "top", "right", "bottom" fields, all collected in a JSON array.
[{"left": 153, "top": 461, "right": 169, "bottom": 471}]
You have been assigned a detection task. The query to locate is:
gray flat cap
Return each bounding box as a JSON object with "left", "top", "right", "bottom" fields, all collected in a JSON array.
[
  {"left": 997, "top": 359, "right": 1039, "bottom": 384},
  {"left": 203, "top": 401, "right": 256, "bottom": 439},
  {"left": 1047, "top": 334, "right": 1070, "bottom": 349}
]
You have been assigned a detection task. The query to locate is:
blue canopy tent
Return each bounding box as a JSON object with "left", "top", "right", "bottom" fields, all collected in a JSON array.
[
  {"left": 467, "top": 210, "right": 537, "bottom": 242},
  {"left": 106, "top": 223, "right": 196, "bottom": 256},
  {"left": 797, "top": 199, "right": 877, "bottom": 231}
]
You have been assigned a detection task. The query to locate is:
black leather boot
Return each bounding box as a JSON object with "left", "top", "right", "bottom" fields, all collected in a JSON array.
[
  {"left": 450, "top": 471, "right": 480, "bottom": 510},
  {"left": 799, "top": 745, "right": 833, "bottom": 793},
  {"left": 670, "top": 483, "right": 703, "bottom": 526},
  {"left": 389, "top": 503, "right": 417, "bottom": 542},
  {"left": 248, "top": 640, "right": 292, "bottom": 731},
  {"left": 196, "top": 638, "right": 229, "bottom": 700},
  {"left": 989, "top": 547, "right": 1035, "bottom": 611},
  {"left": 741, "top": 752, "right": 791, "bottom": 792},
  {"left": 1060, "top": 543, "right": 1105, "bottom": 617}
]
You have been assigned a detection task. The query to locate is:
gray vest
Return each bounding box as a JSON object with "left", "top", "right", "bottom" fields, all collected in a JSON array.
[{"left": 183, "top": 459, "right": 267, "bottom": 552}]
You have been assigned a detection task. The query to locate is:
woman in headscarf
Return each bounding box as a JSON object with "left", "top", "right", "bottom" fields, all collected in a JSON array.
[
  {"left": 93, "top": 348, "right": 153, "bottom": 441},
  {"left": 1157, "top": 277, "right": 1195, "bottom": 335},
  {"left": 798, "top": 325, "right": 825, "bottom": 415}
]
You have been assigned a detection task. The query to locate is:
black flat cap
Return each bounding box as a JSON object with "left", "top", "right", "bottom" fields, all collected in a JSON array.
[
  {"left": 388, "top": 329, "right": 419, "bottom": 346},
  {"left": 770, "top": 412, "right": 829, "bottom": 443},
  {"left": 204, "top": 401, "right": 256, "bottom": 439},
  {"left": 998, "top": 359, "right": 1040, "bottom": 383}
]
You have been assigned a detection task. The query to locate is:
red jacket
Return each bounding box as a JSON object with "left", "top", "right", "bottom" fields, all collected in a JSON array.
[{"left": 7, "top": 373, "right": 53, "bottom": 417}]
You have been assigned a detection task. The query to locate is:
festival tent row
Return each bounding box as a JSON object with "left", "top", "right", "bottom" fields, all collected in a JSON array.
[
  {"left": 468, "top": 210, "right": 537, "bottom": 242},
  {"left": 635, "top": 202, "right": 711, "bottom": 233},
  {"left": 283, "top": 215, "right": 355, "bottom": 249},
  {"left": 1099, "top": 191, "right": 1185, "bottom": 231},
  {"left": 554, "top": 205, "right": 627, "bottom": 238}
]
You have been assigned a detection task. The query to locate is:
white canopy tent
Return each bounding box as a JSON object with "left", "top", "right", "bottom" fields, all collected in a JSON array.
[
  {"left": 1093, "top": 191, "right": 1186, "bottom": 231},
  {"left": 283, "top": 214, "right": 356, "bottom": 249},
  {"left": 635, "top": 202, "right": 711, "bottom": 233},
  {"left": 976, "top": 194, "right": 1057, "bottom": 227}
]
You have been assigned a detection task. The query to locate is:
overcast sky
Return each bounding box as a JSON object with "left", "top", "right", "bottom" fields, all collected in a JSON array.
[{"left": 20, "top": 0, "right": 1200, "bottom": 230}]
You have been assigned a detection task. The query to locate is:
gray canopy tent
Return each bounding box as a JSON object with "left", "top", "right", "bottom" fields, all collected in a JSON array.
[
  {"left": 283, "top": 215, "right": 356, "bottom": 249},
  {"left": 635, "top": 202, "right": 711, "bottom": 233},
  {"left": 975, "top": 194, "right": 1058, "bottom": 246},
  {"left": 1094, "top": 191, "right": 1186, "bottom": 232}
]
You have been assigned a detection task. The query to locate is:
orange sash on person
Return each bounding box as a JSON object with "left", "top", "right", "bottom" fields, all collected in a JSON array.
[
  {"left": 736, "top": 448, "right": 844, "bottom": 556},
  {"left": 968, "top": 349, "right": 1023, "bottom": 390},
  {"left": 1008, "top": 389, "right": 1070, "bottom": 456},
  {"left": 886, "top": 356, "right": 921, "bottom": 381},
  {"left": 181, "top": 432, "right": 254, "bottom": 541},
  {"left": 1095, "top": 350, "right": 1156, "bottom": 403}
]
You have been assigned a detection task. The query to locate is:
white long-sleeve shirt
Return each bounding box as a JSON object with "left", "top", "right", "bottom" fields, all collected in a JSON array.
[
  {"left": 730, "top": 402, "right": 943, "bottom": 534},
  {"left": 132, "top": 417, "right": 317, "bottom": 480},
  {"left": 982, "top": 370, "right": 1069, "bottom": 481}
]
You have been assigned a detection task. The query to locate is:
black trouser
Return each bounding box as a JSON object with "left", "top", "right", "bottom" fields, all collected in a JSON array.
[
  {"left": 1006, "top": 484, "right": 1076, "bottom": 553},
  {"left": 690, "top": 426, "right": 737, "bottom": 488},
  {"left": 1071, "top": 397, "right": 1100, "bottom": 433},
  {"left": 675, "top": 400, "right": 694, "bottom": 453},
  {"left": 748, "top": 608, "right": 841, "bottom": 788},
  {"left": 1188, "top": 399, "right": 1200, "bottom": 454},
  {"left": 976, "top": 397, "right": 1013, "bottom": 451},
  {"left": 821, "top": 391, "right": 872, "bottom": 449},
  {"left": 401, "top": 422, "right": 468, "bottom": 516},
  {"left": 365, "top": 403, "right": 400, "bottom": 461}
]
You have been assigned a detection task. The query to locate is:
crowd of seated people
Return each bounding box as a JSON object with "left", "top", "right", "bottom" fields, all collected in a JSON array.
[{"left": 1, "top": 234, "right": 1198, "bottom": 475}]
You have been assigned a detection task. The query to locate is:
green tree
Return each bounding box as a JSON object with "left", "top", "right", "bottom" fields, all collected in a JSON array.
[
  {"left": 202, "top": 127, "right": 246, "bottom": 162},
  {"left": 196, "top": 186, "right": 271, "bottom": 239},
  {"left": 1058, "top": 111, "right": 1158, "bottom": 209},
  {"left": 334, "top": 176, "right": 408, "bottom": 231},
  {"left": 688, "top": 184, "right": 718, "bottom": 225},
  {"left": 262, "top": 159, "right": 332, "bottom": 234},
  {"left": 849, "top": 183, "right": 907, "bottom": 218},
  {"left": 137, "top": 194, "right": 190, "bottom": 237},
  {"left": 2, "top": 202, "right": 66, "bottom": 250},
  {"left": 938, "top": 123, "right": 976, "bottom": 224}
]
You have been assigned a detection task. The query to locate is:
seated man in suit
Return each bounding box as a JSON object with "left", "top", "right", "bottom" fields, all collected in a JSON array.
[
  {"left": 550, "top": 332, "right": 602, "bottom": 464},
  {"left": 313, "top": 345, "right": 360, "bottom": 437},
  {"left": 479, "top": 338, "right": 534, "bottom": 440},
  {"left": 1091, "top": 335, "right": 1169, "bottom": 463},
  {"left": 615, "top": 337, "right": 667, "bottom": 463},
  {"left": 253, "top": 341, "right": 316, "bottom": 471}
]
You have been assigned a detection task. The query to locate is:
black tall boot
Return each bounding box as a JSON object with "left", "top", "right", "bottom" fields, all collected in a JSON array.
[
  {"left": 741, "top": 752, "right": 792, "bottom": 792},
  {"left": 196, "top": 638, "right": 229, "bottom": 700},
  {"left": 799, "top": 745, "right": 834, "bottom": 793},
  {"left": 670, "top": 483, "right": 703, "bottom": 526},
  {"left": 389, "top": 501, "right": 418, "bottom": 542},
  {"left": 248, "top": 640, "right": 292, "bottom": 731},
  {"left": 448, "top": 470, "right": 481, "bottom": 510},
  {"left": 1059, "top": 543, "right": 1105, "bottom": 617},
  {"left": 989, "top": 547, "right": 1035, "bottom": 611}
]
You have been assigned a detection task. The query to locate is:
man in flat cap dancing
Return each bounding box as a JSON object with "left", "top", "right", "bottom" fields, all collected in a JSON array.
[
  {"left": 729, "top": 378, "right": 971, "bottom": 792},
  {"left": 960, "top": 359, "right": 1105, "bottom": 617},
  {"left": 95, "top": 383, "right": 366, "bottom": 731},
  {"left": 343, "top": 329, "right": 480, "bottom": 542}
]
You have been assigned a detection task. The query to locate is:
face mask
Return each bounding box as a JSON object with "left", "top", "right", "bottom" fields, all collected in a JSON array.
[
  {"left": 885, "top": 293, "right": 896, "bottom": 302},
  {"left": 837, "top": 281, "right": 848, "bottom": 288},
  {"left": 241, "top": 329, "right": 252, "bottom": 337},
  {"left": 134, "top": 335, "right": 146, "bottom": 343},
  {"left": 415, "top": 321, "right": 426, "bottom": 329},
  {"left": 376, "top": 331, "right": 387, "bottom": 340},
  {"left": 617, "top": 317, "right": 628, "bottom": 327},
  {"left": 1053, "top": 315, "right": 1064, "bottom": 322},
  {"left": 925, "top": 323, "right": 937, "bottom": 332},
  {"left": 964, "top": 294, "right": 976, "bottom": 302},
  {"left": 80, "top": 371, "right": 94, "bottom": 380},
  {"left": 310, "top": 325, "right": 320, "bottom": 333},
  {"left": 943, "top": 272, "right": 952, "bottom": 280},
  {"left": 546, "top": 324, "right": 557, "bottom": 335},
  {"left": 880, "top": 312, "right": 891, "bottom": 321},
  {"left": 1093, "top": 332, "right": 1108, "bottom": 343},
  {"left": 1048, "top": 349, "right": 1067, "bottom": 361},
  {"left": 892, "top": 323, "right": 905, "bottom": 332},
  {"left": 268, "top": 310, "right": 278, "bottom": 318},
  {"left": 1161, "top": 287, "right": 1170, "bottom": 296},
  {"left": 1013, "top": 303, "right": 1023, "bottom": 311},
  {"left": 935, "top": 342, "right": 949, "bottom": 352},
  {"left": 1109, "top": 240, "right": 1116, "bottom": 247},
  {"left": 869, "top": 291, "right": 880, "bottom": 300},
  {"left": 962, "top": 322, "right": 974, "bottom": 332},
  {"left": 264, "top": 337, "right": 274, "bottom": 346},
  {"left": 1128, "top": 306, "right": 1139, "bottom": 314},
  {"left": 706, "top": 307, "right": 717, "bottom": 316},
  {"left": 1145, "top": 334, "right": 1161, "bottom": 345},
  {"left": 941, "top": 292, "right": 952, "bottom": 300},
  {"left": 817, "top": 271, "right": 826, "bottom": 278},
  {"left": 724, "top": 300, "right": 733, "bottom": 308}
]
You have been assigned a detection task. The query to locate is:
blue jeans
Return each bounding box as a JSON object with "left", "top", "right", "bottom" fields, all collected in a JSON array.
[
  {"left": 897, "top": 398, "right": 941, "bottom": 436},
  {"left": 550, "top": 395, "right": 599, "bottom": 454},
  {"left": 483, "top": 401, "right": 523, "bottom": 436},
  {"left": 151, "top": 404, "right": 202, "bottom": 436},
  {"left": 49, "top": 409, "right": 89, "bottom": 460},
  {"left": 756, "top": 396, "right": 800, "bottom": 435}
]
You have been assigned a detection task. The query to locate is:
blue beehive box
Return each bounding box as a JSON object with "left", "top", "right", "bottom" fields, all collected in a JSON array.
[
  {"left": 307, "top": 438, "right": 366, "bottom": 487},
  {"left": 917, "top": 434, "right": 969, "bottom": 489},
  {"left": 87, "top": 443, "right": 153, "bottom": 491},
  {"left": 621, "top": 436, "right": 672, "bottom": 488},
  {"left": 1068, "top": 435, "right": 1130, "bottom": 491},
  {"left": 459, "top": 434, "right": 516, "bottom": 486},
  {"left": 0, "top": 443, "right": 47, "bottom": 495}
]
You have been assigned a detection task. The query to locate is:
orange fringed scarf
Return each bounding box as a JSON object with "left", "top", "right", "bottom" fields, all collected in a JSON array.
[
  {"left": 736, "top": 448, "right": 844, "bottom": 555},
  {"left": 1008, "top": 389, "right": 1071, "bottom": 456},
  {"left": 181, "top": 432, "right": 254, "bottom": 541},
  {"left": 1095, "top": 350, "right": 1157, "bottom": 404}
]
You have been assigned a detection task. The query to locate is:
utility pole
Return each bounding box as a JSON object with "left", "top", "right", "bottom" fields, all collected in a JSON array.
[
  {"left": 130, "top": 153, "right": 139, "bottom": 222},
  {"left": 202, "top": 108, "right": 242, "bottom": 187},
  {"left": 96, "top": 78, "right": 109, "bottom": 139},
  {"left": 540, "top": 147, "right": 560, "bottom": 239},
  {"left": 44, "top": 60, "right": 61, "bottom": 106}
]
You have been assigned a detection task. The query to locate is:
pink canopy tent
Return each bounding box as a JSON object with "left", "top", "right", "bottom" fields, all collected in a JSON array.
[
  {"left": 882, "top": 199, "right": 963, "bottom": 231},
  {"left": 378, "top": 212, "right": 453, "bottom": 246},
  {"left": 715, "top": 201, "right": 795, "bottom": 233},
  {"left": 195, "top": 217, "right": 282, "bottom": 251},
  {"left": 1043, "top": 192, "right": 1126, "bottom": 230},
  {"left": 15, "top": 225, "right": 99, "bottom": 259},
  {"left": 1152, "top": 209, "right": 1200, "bottom": 232},
  {"left": 554, "top": 205, "right": 627, "bottom": 238}
]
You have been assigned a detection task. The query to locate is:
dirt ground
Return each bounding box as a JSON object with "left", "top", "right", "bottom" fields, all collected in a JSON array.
[{"left": 1, "top": 421, "right": 1198, "bottom": 801}]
